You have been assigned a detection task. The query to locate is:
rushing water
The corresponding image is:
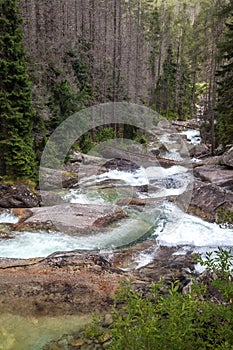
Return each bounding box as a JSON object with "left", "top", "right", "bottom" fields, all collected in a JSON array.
[
  {"left": 0, "top": 212, "right": 18, "bottom": 224},
  {"left": 0, "top": 164, "right": 232, "bottom": 259},
  {"left": 0, "top": 129, "right": 232, "bottom": 259},
  {"left": 0, "top": 128, "right": 232, "bottom": 350},
  {"left": 180, "top": 129, "right": 201, "bottom": 145}
]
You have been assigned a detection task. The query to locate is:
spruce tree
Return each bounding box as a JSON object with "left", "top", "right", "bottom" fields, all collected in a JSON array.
[
  {"left": 154, "top": 46, "right": 177, "bottom": 117},
  {"left": 0, "top": 0, "right": 36, "bottom": 178},
  {"left": 216, "top": 12, "right": 233, "bottom": 148}
]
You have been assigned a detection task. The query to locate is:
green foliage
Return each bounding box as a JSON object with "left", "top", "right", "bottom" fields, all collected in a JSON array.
[
  {"left": 78, "top": 132, "right": 95, "bottom": 154},
  {"left": 194, "top": 247, "right": 233, "bottom": 305},
  {"left": 176, "top": 61, "right": 193, "bottom": 119},
  {"left": 66, "top": 46, "right": 93, "bottom": 104},
  {"left": 217, "top": 206, "right": 233, "bottom": 229},
  {"left": 46, "top": 65, "right": 81, "bottom": 131},
  {"left": 40, "top": 139, "right": 61, "bottom": 169},
  {"left": 195, "top": 247, "right": 233, "bottom": 278},
  {"left": 216, "top": 13, "right": 233, "bottom": 148},
  {"left": 0, "top": 0, "right": 37, "bottom": 179},
  {"left": 106, "top": 281, "right": 233, "bottom": 349},
  {"left": 95, "top": 127, "right": 116, "bottom": 143},
  {"left": 134, "top": 134, "right": 148, "bottom": 147},
  {"left": 154, "top": 46, "right": 177, "bottom": 117},
  {"left": 87, "top": 249, "right": 233, "bottom": 350}
]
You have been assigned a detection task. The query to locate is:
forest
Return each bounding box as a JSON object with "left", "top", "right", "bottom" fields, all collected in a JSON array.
[{"left": 0, "top": 0, "right": 233, "bottom": 179}]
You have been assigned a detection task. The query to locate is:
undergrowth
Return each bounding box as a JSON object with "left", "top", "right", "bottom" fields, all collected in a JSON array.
[{"left": 85, "top": 247, "right": 233, "bottom": 350}]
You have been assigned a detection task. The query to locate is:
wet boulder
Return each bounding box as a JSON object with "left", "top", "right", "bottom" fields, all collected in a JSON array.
[
  {"left": 189, "top": 181, "right": 233, "bottom": 221},
  {"left": 39, "top": 167, "right": 79, "bottom": 190},
  {"left": 0, "top": 184, "right": 40, "bottom": 208},
  {"left": 0, "top": 253, "right": 127, "bottom": 317},
  {"left": 0, "top": 243, "right": 195, "bottom": 318},
  {"left": 69, "top": 151, "right": 104, "bottom": 165},
  {"left": 14, "top": 203, "right": 127, "bottom": 234},
  {"left": 221, "top": 147, "right": 233, "bottom": 168},
  {"left": 102, "top": 158, "right": 140, "bottom": 172},
  {"left": 193, "top": 165, "right": 233, "bottom": 189},
  {"left": 188, "top": 144, "right": 210, "bottom": 158},
  {"left": 192, "top": 156, "right": 222, "bottom": 168}
]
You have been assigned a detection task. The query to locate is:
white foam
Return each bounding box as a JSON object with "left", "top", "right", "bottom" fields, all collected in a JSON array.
[
  {"left": 64, "top": 190, "right": 106, "bottom": 205},
  {"left": 99, "top": 168, "right": 149, "bottom": 186},
  {"left": 155, "top": 203, "right": 233, "bottom": 248},
  {"left": 79, "top": 168, "right": 149, "bottom": 187},
  {"left": 164, "top": 150, "right": 184, "bottom": 161},
  {"left": 0, "top": 212, "right": 18, "bottom": 224},
  {"left": 0, "top": 214, "right": 156, "bottom": 258},
  {"left": 181, "top": 129, "right": 201, "bottom": 145}
]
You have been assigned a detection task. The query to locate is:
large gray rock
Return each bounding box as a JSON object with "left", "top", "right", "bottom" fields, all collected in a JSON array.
[
  {"left": 221, "top": 147, "right": 233, "bottom": 168},
  {"left": 39, "top": 167, "right": 79, "bottom": 190},
  {"left": 103, "top": 158, "right": 140, "bottom": 171},
  {"left": 14, "top": 203, "right": 127, "bottom": 234},
  {"left": 189, "top": 181, "right": 233, "bottom": 221},
  {"left": 0, "top": 184, "right": 40, "bottom": 208},
  {"left": 188, "top": 143, "right": 210, "bottom": 158},
  {"left": 193, "top": 165, "right": 233, "bottom": 188},
  {"left": 192, "top": 156, "right": 222, "bottom": 168},
  {"left": 40, "top": 164, "right": 108, "bottom": 191},
  {"left": 172, "top": 119, "right": 200, "bottom": 130},
  {"left": 69, "top": 151, "right": 103, "bottom": 165}
]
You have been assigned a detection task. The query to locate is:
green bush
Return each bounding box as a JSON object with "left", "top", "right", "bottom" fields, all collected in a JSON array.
[
  {"left": 86, "top": 248, "right": 233, "bottom": 350},
  {"left": 217, "top": 206, "right": 233, "bottom": 229},
  {"left": 95, "top": 127, "right": 116, "bottom": 142},
  {"left": 107, "top": 281, "right": 233, "bottom": 349},
  {"left": 134, "top": 134, "right": 148, "bottom": 146}
]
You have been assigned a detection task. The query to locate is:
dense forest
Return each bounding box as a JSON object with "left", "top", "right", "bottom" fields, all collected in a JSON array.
[{"left": 0, "top": 0, "right": 233, "bottom": 179}]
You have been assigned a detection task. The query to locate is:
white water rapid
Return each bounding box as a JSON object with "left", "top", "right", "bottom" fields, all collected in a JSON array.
[
  {"left": 0, "top": 163, "right": 232, "bottom": 259},
  {"left": 0, "top": 128, "right": 232, "bottom": 260}
]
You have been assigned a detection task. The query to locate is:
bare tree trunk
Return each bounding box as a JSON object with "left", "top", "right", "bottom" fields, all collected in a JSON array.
[
  {"left": 116, "top": 0, "right": 122, "bottom": 101},
  {"left": 157, "top": 2, "right": 165, "bottom": 80},
  {"left": 134, "top": 0, "right": 141, "bottom": 103},
  {"left": 112, "top": 0, "right": 117, "bottom": 102}
]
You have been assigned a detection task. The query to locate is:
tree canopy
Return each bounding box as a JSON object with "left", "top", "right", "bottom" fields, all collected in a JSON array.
[{"left": 0, "top": 0, "right": 36, "bottom": 178}]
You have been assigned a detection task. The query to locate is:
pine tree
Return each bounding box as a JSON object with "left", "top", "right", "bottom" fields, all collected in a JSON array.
[
  {"left": 0, "top": 0, "right": 36, "bottom": 178},
  {"left": 154, "top": 46, "right": 177, "bottom": 117},
  {"left": 216, "top": 12, "right": 233, "bottom": 147}
]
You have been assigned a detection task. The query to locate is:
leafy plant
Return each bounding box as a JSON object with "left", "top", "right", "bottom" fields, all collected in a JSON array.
[
  {"left": 95, "top": 127, "right": 116, "bottom": 143},
  {"left": 134, "top": 134, "right": 148, "bottom": 147},
  {"left": 194, "top": 247, "right": 233, "bottom": 304},
  {"left": 217, "top": 206, "right": 233, "bottom": 229},
  {"left": 86, "top": 249, "right": 233, "bottom": 350},
  {"left": 107, "top": 279, "right": 233, "bottom": 349},
  {"left": 194, "top": 247, "right": 233, "bottom": 277}
]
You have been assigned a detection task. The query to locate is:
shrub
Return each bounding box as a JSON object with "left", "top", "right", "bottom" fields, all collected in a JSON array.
[
  {"left": 86, "top": 248, "right": 233, "bottom": 350},
  {"left": 107, "top": 280, "right": 233, "bottom": 349},
  {"left": 95, "top": 127, "right": 116, "bottom": 142},
  {"left": 217, "top": 206, "right": 233, "bottom": 229}
]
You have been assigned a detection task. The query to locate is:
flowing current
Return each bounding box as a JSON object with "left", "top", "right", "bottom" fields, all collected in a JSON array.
[
  {"left": 0, "top": 129, "right": 232, "bottom": 350},
  {"left": 0, "top": 129, "right": 233, "bottom": 261},
  {"left": 0, "top": 129, "right": 232, "bottom": 262}
]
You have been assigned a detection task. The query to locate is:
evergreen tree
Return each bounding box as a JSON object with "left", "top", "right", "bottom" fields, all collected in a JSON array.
[
  {"left": 176, "top": 59, "right": 193, "bottom": 119},
  {"left": 0, "top": 0, "right": 36, "bottom": 178},
  {"left": 216, "top": 12, "right": 233, "bottom": 147},
  {"left": 154, "top": 46, "right": 177, "bottom": 117}
]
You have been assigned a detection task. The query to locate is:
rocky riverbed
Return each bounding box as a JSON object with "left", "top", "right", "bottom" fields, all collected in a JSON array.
[
  {"left": 0, "top": 125, "right": 232, "bottom": 349},
  {"left": 0, "top": 244, "right": 194, "bottom": 316}
]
